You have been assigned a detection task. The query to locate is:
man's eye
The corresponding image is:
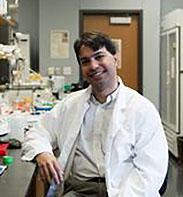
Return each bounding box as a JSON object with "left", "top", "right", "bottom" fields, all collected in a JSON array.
[
  {"left": 95, "top": 54, "right": 105, "bottom": 61},
  {"left": 80, "top": 58, "right": 90, "bottom": 65}
]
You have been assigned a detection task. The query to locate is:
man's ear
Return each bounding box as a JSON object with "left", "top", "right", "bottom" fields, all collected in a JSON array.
[
  {"left": 113, "top": 54, "right": 118, "bottom": 66},
  {"left": 114, "top": 52, "right": 122, "bottom": 68}
]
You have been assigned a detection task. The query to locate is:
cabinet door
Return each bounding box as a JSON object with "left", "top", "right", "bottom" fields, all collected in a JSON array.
[
  {"left": 168, "top": 28, "right": 179, "bottom": 133},
  {"left": 160, "top": 33, "right": 168, "bottom": 125},
  {"left": 0, "top": 24, "right": 9, "bottom": 44},
  {"left": 181, "top": 74, "right": 183, "bottom": 133},
  {"left": 160, "top": 27, "right": 180, "bottom": 134}
]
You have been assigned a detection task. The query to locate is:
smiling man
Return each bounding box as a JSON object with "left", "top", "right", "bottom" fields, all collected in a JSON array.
[
  {"left": 78, "top": 46, "right": 118, "bottom": 103},
  {"left": 22, "top": 32, "right": 168, "bottom": 197}
]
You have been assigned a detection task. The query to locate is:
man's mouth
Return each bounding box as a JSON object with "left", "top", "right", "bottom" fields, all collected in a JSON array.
[{"left": 89, "top": 71, "right": 104, "bottom": 78}]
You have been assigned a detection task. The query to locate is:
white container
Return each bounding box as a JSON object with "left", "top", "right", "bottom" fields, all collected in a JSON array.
[{"left": 51, "top": 75, "right": 65, "bottom": 99}]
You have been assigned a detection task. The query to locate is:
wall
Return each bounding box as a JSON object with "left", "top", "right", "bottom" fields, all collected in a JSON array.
[
  {"left": 39, "top": 0, "right": 80, "bottom": 83},
  {"left": 18, "top": 0, "right": 39, "bottom": 72},
  {"left": 38, "top": 0, "right": 160, "bottom": 107},
  {"left": 142, "top": 0, "right": 160, "bottom": 108},
  {"left": 161, "top": 0, "right": 183, "bottom": 16}
]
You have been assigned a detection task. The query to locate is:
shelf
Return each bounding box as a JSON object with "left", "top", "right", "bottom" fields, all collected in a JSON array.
[{"left": 0, "top": 15, "right": 17, "bottom": 27}]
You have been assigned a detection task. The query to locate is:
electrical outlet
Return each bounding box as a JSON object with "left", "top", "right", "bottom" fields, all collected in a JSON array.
[{"left": 63, "top": 66, "right": 71, "bottom": 75}]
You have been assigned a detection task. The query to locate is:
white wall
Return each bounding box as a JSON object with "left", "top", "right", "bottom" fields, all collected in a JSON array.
[
  {"left": 142, "top": 0, "right": 160, "bottom": 108},
  {"left": 39, "top": 0, "right": 160, "bottom": 108},
  {"left": 161, "top": 0, "right": 183, "bottom": 16},
  {"left": 79, "top": 0, "right": 142, "bottom": 9}
]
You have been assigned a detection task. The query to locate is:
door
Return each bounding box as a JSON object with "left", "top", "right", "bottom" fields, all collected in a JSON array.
[{"left": 80, "top": 12, "right": 142, "bottom": 93}]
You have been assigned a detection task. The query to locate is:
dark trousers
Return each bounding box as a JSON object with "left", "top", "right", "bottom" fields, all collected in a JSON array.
[{"left": 63, "top": 177, "right": 108, "bottom": 197}]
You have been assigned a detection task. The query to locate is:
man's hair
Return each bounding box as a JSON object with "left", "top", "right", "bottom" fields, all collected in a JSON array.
[{"left": 74, "top": 32, "right": 117, "bottom": 65}]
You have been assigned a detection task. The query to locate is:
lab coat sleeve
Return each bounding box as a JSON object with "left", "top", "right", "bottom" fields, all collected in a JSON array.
[
  {"left": 118, "top": 101, "right": 169, "bottom": 197},
  {"left": 21, "top": 101, "right": 63, "bottom": 161}
]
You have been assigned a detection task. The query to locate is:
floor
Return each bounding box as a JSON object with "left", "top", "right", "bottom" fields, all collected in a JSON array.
[{"left": 163, "top": 153, "right": 183, "bottom": 197}]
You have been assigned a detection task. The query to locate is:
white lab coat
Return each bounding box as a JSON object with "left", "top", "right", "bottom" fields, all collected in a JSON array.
[{"left": 22, "top": 80, "right": 168, "bottom": 197}]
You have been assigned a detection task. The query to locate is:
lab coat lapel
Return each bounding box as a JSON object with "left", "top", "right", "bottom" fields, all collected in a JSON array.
[
  {"left": 105, "top": 84, "right": 128, "bottom": 196},
  {"left": 58, "top": 87, "right": 91, "bottom": 170}
]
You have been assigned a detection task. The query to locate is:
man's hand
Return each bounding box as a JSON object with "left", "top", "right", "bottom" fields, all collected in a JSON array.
[{"left": 35, "top": 152, "right": 64, "bottom": 184}]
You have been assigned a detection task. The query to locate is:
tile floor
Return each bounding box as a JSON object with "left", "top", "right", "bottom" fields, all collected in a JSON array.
[{"left": 163, "top": 153, "right": 183, "bottom": 197}]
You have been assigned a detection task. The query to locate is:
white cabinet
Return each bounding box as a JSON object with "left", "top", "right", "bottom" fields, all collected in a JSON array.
[{"left": 160, "top": 9, "right": 183, "bottom": 157}]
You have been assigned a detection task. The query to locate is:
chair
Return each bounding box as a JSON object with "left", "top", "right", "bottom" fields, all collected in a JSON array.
[{"left": 159, "top": 171, "right": 168, "bottom": 196}]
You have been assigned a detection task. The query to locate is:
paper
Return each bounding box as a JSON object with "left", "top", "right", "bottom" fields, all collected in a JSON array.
[
  {"left": 112, "top": 39, "right": 122, "bottom": 69},
  {"left": 50, "top": 30, "right": 69, "bottom": 59}
]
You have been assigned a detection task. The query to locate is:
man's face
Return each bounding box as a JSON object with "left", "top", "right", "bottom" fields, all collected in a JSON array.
[{"left": 79, "top": 45, "right": 117, "bottom": 91}]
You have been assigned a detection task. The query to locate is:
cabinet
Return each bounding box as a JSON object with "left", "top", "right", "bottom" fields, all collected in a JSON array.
[
  {"left": 160, "top": 27, "right": 179, "bottom": 135},
  {"left": 0, "top": 15, "right": 15, "bottom": 84},
  {"left": 0, "top": 15, "right": 16, "bottom": 44},
  {"left": 160, "top": 9, "right": 183, "bottom": 157}
]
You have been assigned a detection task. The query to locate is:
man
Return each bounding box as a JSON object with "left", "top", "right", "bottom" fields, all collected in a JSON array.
[{"left": 22, "top": 32, "right": 168, "bottom": 197}]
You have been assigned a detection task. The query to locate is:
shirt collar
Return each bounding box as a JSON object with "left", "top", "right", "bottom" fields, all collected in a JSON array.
[{"left": 88, "top": 82, "right": 120, "bottom": 108}]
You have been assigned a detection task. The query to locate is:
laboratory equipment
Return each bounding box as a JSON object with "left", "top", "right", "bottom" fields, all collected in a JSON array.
[
  {"left": 0, "top": 165, "right": 7, "bottom": 176},
  {"left": 0, "top": 32, "right": 30, "bottom": 85},
  {"left": 0, "top": 59, "right": 9, "bottom": 84},
  {"left": 12, "top": 32, "right": 30, "bottom": 84},
  {"left": 50, "top": 75, "right": 65, "bottom": 99}
]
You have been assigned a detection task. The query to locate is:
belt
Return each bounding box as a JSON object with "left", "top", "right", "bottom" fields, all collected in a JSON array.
[{"left": 86, "top": 177, "right": 106, "bottom": 183}]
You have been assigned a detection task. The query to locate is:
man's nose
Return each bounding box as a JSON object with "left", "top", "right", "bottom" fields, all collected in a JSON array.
[{"left": 89, "top": 57, "right": 99, "bottom": 69}]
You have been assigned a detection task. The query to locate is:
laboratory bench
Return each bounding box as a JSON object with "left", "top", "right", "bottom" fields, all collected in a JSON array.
[
  {"left": 0, "top": 148, "right": 46, "bottom": 197},
  {"left": 0, "top": 85, "right": 59, "bottom": 196}
]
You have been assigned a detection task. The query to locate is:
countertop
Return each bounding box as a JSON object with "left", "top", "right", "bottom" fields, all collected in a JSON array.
[{"left": 0, "top": 149, "right": 35, "bottom": 197}]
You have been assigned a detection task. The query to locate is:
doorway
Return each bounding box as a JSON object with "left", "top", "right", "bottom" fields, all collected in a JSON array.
[{"left": 79, "top": 10, "right": 143, "bottom": 93}]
